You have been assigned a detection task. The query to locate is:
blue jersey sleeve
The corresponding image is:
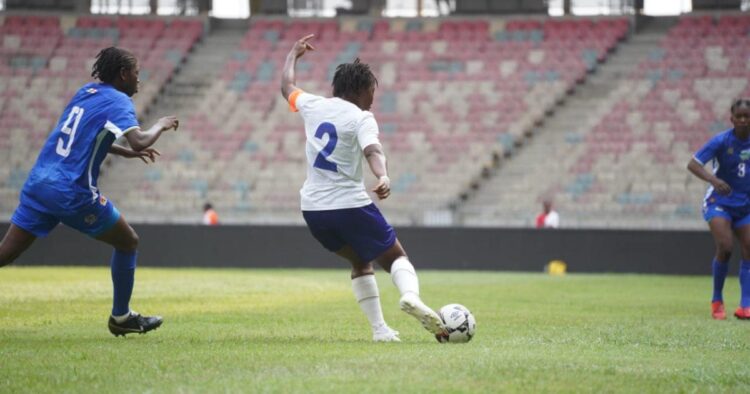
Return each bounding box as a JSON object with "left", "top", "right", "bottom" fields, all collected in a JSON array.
[
  {"left": 694, "top": 134, "right": 723, "bottom": 165},
  {"left": 103, "top": 96, "right": 139, "bottom": 139}
]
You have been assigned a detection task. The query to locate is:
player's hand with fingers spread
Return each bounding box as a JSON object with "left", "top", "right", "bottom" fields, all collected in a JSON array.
[
  {"left": 711, "top": 177, "right": 732, "bottom": 195},
  {"left": 291, "top": 34, "right": 315, "bottom": 59},
  {"left": 135, "top": 147, "right": 160, "bottom": 164},
  {"left": 373, "top": 175, "right": 391, "bottom": 200},
  {"left": 157, "top": 115, "right": 179, "bottom": 132}
]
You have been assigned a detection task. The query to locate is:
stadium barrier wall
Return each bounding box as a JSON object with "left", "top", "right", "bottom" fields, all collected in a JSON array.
[{"left": 0, "top": 223, "right": 719, "bottom": 275}]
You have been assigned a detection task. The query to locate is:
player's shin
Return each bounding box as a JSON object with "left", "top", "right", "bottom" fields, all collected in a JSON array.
[
  {"left": 712, "top": 259, "right": 729, "bottom": 302},
  {"left": 740, "top": 260, "right": 750, "bottom": 307},
  {"left": 111, "top": 249, "right": 137, "bottom": 319},
  {"left": 390, "top": 256, "right": 419, "bottom": 297},
  {"left": 352, "top": 274, "right": 386, "bottom": 330}
]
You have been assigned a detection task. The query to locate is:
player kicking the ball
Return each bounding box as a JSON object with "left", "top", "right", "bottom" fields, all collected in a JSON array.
[
  {"left": 281, "top": 35, "right": 447, "bottom": 342},
  {"left": 0, "top": 47, "right": 178, "bottom": 336}
]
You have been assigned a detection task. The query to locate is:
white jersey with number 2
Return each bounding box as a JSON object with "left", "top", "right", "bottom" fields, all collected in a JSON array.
[{"left": 289, "top": 89, "right": 381, "bottom": 211}]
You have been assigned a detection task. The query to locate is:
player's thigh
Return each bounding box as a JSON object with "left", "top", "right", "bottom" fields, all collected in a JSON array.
[
  {"left": 0, "top": 224, "right": 37, "bottom": 265},
  {"left": 10, "top": 201, "right": 59, "bottom": 238},
  {"left": 302, "top": 210, "right": 347, "bottom": 254},
  {"left": 732, "top": 212, "right": 750, "bottom": 259},
  {"left": 334, "top": 245, "right": 374, "bottom": 277},
  {"left": 337, "top": 204, "right": 398, "bottom": 265},
  {"left": 61, "top": 196, "right": 136, "bottom": 251},
  {"left": 373, "top": 239, "right": 407, "bottom": 273},
  {"left": 708, "top": 215, "right": 734, "bottom": 253}
]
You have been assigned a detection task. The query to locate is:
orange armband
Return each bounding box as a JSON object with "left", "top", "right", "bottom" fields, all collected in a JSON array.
[{"left": 288, "top": 89, "right": 303, "bottom": 112}]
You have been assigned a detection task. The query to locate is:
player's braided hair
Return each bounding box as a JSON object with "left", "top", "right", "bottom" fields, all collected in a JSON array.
[
  {"left": 332, "top": 58, "right": 378, "bottom": 99},
  {"left": 731, "top": 98, "right": 750, "bottom": 114},
  {"left": 91, "top": 47, "right": 137, "bottom": 83}
]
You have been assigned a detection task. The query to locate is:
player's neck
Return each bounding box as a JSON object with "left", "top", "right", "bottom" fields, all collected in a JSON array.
[
  {"left": 734, "top": 128, "right": 750, "bottom": 141},
  {"left": 339, "top": 95, "right": 363, "bottom": 110}
]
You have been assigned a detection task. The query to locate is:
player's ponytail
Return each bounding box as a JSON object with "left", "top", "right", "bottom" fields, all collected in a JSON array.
[
  {"left": 332, "top": 58, "right": 378, "bottom": 99},
  {"left": 91, "top": 47, "right": 137, "bottom": 83},
  {"left": 731, "top": 98, "right": 750, "bottom": 114}
]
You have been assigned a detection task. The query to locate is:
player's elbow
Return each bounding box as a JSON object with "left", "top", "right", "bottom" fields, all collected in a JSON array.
[
  {"left": 125, "top": 131, "right": 148, "bottom": 152},
  {"left": 363, "top": 144, "right": 383, "bottom": 159},
  {"left": 280, "top": 83, "right": 294, "bottom": 101},
  {"left": 687, "top": 159, "right": 698, "bottom": 172},
  {"left": 129, "top": 140, "right": 147, "bottom": 152}
]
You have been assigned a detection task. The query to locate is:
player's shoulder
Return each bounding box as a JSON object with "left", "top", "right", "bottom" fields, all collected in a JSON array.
[
  {"left": 83, "top": 83, "right": 131, "bottom": 104},
  {"left": 707, "top": 129, "right": 733, "bottom": 146}
]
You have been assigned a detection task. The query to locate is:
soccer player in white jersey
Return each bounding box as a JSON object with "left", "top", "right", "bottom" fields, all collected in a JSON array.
[{"left": 281, "top": 35, "right": 447, "bottom": 342}]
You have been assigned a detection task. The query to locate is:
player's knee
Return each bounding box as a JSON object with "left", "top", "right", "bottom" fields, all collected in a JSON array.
[
  {"left": 715, "top": 244, "right": 732, "bottom": 262},
  {"left": 119, "top": 229, "right": 139, "bottom": 252},
  {"left": 351, "top": 263, "right": 374, "bottom": 278}
]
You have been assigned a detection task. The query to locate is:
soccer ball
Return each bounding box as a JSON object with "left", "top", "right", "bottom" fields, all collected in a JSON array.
[{"left": 436, "top": 303, "right": 476, "bottom": 343}]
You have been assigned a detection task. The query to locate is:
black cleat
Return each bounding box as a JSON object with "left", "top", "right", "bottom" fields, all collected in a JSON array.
[{"left": 108, "top": 312, "right": 163, "bottom": 337}]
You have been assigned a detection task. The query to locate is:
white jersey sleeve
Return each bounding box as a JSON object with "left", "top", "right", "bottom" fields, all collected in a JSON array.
[
  {"left": 357, "top": 111, "right": 380, "bottom": 149},
  {"left": 289, "top": 90, "right": 322, "bottom": 116}
]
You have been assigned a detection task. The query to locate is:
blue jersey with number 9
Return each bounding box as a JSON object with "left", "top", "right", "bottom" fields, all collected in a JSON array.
[
  {"left": 694, "top": 128, "right": 750, "bottom": 207},
  {"left": 21, "top": 82, "right": 139, "bottom": 214}
]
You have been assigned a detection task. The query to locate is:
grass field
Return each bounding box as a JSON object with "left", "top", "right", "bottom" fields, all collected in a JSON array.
[{"left": 1, "top": 266, "right": 749, "bottom": 393}]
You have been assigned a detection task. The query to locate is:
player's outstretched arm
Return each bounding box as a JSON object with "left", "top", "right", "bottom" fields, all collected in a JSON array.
[
  {"left": 124, "top": 116, "right": 179, "bottom": 152},
  {"left": 281, "top": 34, "right": 315, "bottom": 101},
  {"left": 364, "top": 144, "right": 390, "bottom": 200},
  {"left": 687, "top": 158, "right": 731, "bottom": 195},
  {"left": 109, "top": 144, "right": 161, "bottom": 164}
]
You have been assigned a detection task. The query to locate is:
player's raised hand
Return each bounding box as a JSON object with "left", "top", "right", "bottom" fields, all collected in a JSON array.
[
  {"left": 291, "top": 34, "right": 315, "bottom": 59},
  {"left": 711, "top": 178, "right": 732, "bottom": 195},
  {"left": 372, "top": 175, "right": 391, "bottom": 200},
  {"left": 135, "top": 147, "right": 161, "bottom": 164},
  {"left": 157, "top": 115, "right": 179, "bottom": 132}
]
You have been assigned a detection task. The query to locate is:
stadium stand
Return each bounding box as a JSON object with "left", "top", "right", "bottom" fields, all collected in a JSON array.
[
  {"left": 97, "top": 15, "right": 629, "bottom": 225},
  {"left": 462, "top": 13, "right": 750, "bottom": 229}
]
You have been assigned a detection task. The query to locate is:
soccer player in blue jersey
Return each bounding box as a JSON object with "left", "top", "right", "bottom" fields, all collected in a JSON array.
[
  {"left": 0, "top": 47, "right": 179, "bottom": 336},
  {"left": 688, "top": 98, "right": 750, "bottom": 320}
]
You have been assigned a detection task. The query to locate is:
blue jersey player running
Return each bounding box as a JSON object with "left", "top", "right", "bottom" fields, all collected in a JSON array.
[
  {"left": 688, "top": 98, "right": 750, "bottom": 321},
  {"left": 0, "top": 47, "right": 179, "bottom": 336},
  {"left": 281, "top": 35, "right": 448, "bottom": 342}
]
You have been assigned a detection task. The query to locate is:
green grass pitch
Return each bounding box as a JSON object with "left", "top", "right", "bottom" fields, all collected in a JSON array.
[{"left": 1, "top": 266, "right": 749, "bottom": 393}]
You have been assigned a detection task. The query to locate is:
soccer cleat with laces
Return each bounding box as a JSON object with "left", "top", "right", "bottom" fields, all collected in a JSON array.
[
  {"left": 373, "top": 324, "right": 401, "bottom": 342},
  {"left": 734, "top": 306, "right": 750, "bottom": 320},
  {"left": 108, "top": 311, "right": 163, "bottom": 337},
  {"left": 711, "top": 301, "right": 726, "bottom": 320},
  {"left": 399, "top": 293, "right": 448, "bottom": 337}
]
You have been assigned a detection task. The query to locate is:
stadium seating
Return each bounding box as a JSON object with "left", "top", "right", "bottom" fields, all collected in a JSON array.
[
  {"left": 97, "top": 15, "right": 628, "bottom": 224},
  {"left": 462, "top": 13, "right": 750, "bottom": 228}
]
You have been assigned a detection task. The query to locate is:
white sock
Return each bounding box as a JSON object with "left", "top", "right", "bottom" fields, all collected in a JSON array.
[
  {"left": 112, "top": 310, "right": 131, "bottom": 323},
  {"left": 352, "top": 275, "right": 386, "bottom": 331},
  {"left": 391, "top": 256, "right": 420, "bottom": 297}
]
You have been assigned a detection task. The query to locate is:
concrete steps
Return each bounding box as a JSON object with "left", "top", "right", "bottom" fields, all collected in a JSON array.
[{"left": 143, "top": 25, "right": 246, "bottom": 125}]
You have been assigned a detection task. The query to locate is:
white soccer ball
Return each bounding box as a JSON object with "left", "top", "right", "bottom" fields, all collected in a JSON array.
[{"left": 436, "top": 303, "right": 476, "bottom": 343}]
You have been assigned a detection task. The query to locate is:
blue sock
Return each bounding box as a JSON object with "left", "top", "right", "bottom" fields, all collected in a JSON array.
[
  {"left": 712, "top": 259, "right": 729, "bottom": 303},
  {"left": 111, "top": 250, "right": 137, "bottom": 316},
  {"left": 741, "top": 260, "right": 750, "bottom": 308}
]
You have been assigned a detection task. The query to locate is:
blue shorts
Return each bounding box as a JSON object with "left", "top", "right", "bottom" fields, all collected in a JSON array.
[
  {"left": 703, "top": 202, "right": 750, "bottom": 229},
  {"left": 11, "top": 194, "right": 121, "bottom": 238},
  {"left": 302, "top": 203, "right": 396, "bottom": 262}
]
